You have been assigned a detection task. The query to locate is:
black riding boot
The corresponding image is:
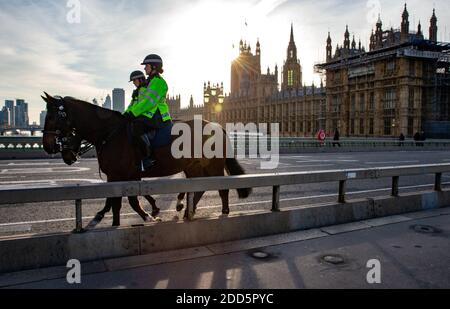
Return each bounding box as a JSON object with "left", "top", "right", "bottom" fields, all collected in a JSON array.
[{"left": 139, "top": 134, "right": 156, "bottom": 172}]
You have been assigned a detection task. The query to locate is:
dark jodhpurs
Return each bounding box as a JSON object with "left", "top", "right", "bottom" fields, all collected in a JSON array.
[{"left": 130, "top": 111, "right": 164, "bottom": 157}]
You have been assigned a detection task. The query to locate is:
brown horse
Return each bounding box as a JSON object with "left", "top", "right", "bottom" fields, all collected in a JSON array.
[{"left": 41, "top": 93, "right": 251, "bottom": 227}]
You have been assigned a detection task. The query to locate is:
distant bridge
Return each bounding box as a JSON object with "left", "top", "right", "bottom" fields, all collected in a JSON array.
[{"left": 0, "top": 126, "right": 42, "bottom": 136}]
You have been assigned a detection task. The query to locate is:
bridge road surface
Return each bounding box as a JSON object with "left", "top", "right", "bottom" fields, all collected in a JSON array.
[
  {"left": 2, "top": 210, "right": 449, "bottom": 289},
  {"left": 0, "top": 150, "right": 449, "bottom": 237}
]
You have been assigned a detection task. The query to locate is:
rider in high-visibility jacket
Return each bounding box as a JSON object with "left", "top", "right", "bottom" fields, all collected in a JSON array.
[
  {"left": 124, "top": 54, "right": 172, "bottom": 172},
  {"left": 126, "top": 70, "right": 147, "bottom": 114}
]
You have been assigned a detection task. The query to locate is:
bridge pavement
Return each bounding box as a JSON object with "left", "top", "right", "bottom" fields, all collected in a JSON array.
[
  {"left": 1, "top": 208, "right": 449, "bottom": 289},
  {"left": 0, "top": 150, "right": 449, "bottom": 237}
]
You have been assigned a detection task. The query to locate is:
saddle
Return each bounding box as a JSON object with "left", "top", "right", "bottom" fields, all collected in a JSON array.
[{"left": 127, "top": 120, "right": 173, "bottom": 150}]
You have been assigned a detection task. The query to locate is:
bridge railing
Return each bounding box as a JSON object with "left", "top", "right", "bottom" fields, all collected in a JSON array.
[
  {"left": 1, "top": 136, "right": 450, "bottom": 152},
  {"left": 0, "top": 163, "right": 449, "bottom": 233}
]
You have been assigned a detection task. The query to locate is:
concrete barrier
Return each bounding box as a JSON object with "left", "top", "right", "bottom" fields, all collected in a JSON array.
[{"left": 1, "top": 189, "right": 449, "bottom": 274}]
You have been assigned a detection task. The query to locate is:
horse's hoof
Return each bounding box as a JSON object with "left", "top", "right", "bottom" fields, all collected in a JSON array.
[
  {"left": 222, "top": 209, "right": 230, "bottom": 215},
  {"left": 176, "top": 203, "right": 184, "bottom": 212},
  {"left": 151, "top": 208, "right": 160, "bottom": 217},
  {"left": 143, "top": 215, "right": 153, "bottom": 223},
  {"left": 154, "top": 217, "right": 163, "bottom": 222},
  {"left": 86, "top": 214, "right": 104, "bottom": 229}
]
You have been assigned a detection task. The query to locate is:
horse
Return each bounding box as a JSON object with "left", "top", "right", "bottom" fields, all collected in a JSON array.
[{"left": 41, "top": 93, "right": 251, "bottom": 227}]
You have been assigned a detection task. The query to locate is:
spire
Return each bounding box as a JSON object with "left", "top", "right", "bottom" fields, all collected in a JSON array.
[
  {"left": 431, "top": 8, "right": 437, "bottom": 22},
  {"left": 402, "top": 3, "right": 409, "bottom": 19},
  {"left": 344, "top": 25, "right": 350, "bottom": 49},
  {"left": 189, "top": 95, "right": 194, "bottom": 108},
  {"left": 256, "top": 38, "right": 261, "bottom": 56},
  {"left": 326, "top": 32, "right": 333, "bottom": 61},
  {"left": 290, "top": 23, "right": 294, "bottom": 42},
  {"left": 401, "top": 3, "right": 410, "bottom": 41},
  {"left": 286, "top": 24, "right": 298, "bottom": 60},
  {"left": 351, "top": 35, "right": 356, "bottom": 49},
  {"left": 429, "top": 8, "right": 438, "bottom": 41},
  {"left": 417, "top": 20, "right": 423, "bottom": 36}
]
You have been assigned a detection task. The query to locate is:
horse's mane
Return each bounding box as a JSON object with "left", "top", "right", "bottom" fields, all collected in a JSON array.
[{"left": 64, "top": 96, "right": 124, "bottom": 122}]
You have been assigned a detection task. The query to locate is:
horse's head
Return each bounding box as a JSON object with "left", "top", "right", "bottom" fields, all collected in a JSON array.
[{"left": 41, "top": 93, "right": 81, "bottom": 165}]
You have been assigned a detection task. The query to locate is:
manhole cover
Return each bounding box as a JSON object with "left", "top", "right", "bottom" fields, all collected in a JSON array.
[
  {"left": 251, "top": 251, "right": 270, "bottom": 259},
  {"left": 412, "top": 225, "right": 441, "bottom": 234},
  {"left": 321, "top": 255, "right": 345, "bottom": 265}
]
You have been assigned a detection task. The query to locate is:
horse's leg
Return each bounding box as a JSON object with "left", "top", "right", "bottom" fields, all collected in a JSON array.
[
  {"left": 111, "top": 197, "right": 123, "bottom": 227},
  {"left": 128, "top": 196, "right": 152, "bottom": 222},
  {"left": 86, "top": 198, "right": 114, "bottom": 229},
  {"left": 183, "top": 191, "right": 205, "bottom": 218},
  {"left": 144, "top": 195, "right": 160, "bottom": 217},
  {"left": 219, "top": 190, "right": 230, "bottom": 215},
  {"left": 176, "top": 193, "right": 186, "bottom": 212},
  {"left": 193, "top": 192, "right": 205, "bottom": 212}
]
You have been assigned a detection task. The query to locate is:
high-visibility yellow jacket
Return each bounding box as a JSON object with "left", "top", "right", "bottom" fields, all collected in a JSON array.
[{"left": 127, "top": 76, "right": 171, "bottom": 122}]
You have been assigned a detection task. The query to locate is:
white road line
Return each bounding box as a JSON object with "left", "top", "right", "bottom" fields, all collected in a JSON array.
[
  {"left": 1, "top": 182, "right": 448, "bottom": 229},
  {"left": 296, "top": 160, "right": 359, "bottom": 163},
  {"left": 0, "top": 167, "right": 90, "bottom": 175},
  {"left": 275, "top": 164, "right": 335, "bottom": 169},
  {"left": 0, "top": 162, "right": 68, "bottom": 167},
  {"left": 364, "top": 161, "right": 420, "bottom": 164},
  {"left": 0, "top": 179, "right": 104, "bottom": 185}
]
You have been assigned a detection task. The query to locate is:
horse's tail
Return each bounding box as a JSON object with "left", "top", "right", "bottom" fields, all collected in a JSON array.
[{"left": 225, "top": 158, "right": 252, "bottom": 199}]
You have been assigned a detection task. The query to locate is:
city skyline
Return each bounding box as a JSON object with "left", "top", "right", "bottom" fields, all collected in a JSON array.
[{"left": 1, "top": 0, "right": 450, "bottom": 124}]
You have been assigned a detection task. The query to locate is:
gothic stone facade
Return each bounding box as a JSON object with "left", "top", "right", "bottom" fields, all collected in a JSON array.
[
  {"left": 206, "top": 25, "right": 326, "bottom": 137},
  {"left": 316, "top": 5, "right": 450, "bottom": 138}
]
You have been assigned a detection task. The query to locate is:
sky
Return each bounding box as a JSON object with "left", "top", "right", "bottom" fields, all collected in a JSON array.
[{"left": 0, "top": 0, "right": 449, "bottom": 124}]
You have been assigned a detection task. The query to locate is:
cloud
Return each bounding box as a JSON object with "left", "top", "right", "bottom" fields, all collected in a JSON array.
[{"left": 0, "top": 0, "right": 449, "bottom": 123}]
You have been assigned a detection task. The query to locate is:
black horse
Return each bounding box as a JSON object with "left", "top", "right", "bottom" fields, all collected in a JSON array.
[{"left": 41, "top": 93, "right": 251, "bottom": 227}]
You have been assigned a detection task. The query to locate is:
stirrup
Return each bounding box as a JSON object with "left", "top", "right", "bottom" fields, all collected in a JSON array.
[{"left": 141, "top": 158, "right": 156, "bottom": 172}]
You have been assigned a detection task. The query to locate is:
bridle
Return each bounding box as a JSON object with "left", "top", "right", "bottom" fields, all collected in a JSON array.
[{"left": 42, "top": 98, "right": 94, "bottom": 158}]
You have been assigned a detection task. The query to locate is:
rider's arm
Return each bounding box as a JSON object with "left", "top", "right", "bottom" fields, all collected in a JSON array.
[{"left": 129, "top": 78, "right": 168, "bottom": 117}]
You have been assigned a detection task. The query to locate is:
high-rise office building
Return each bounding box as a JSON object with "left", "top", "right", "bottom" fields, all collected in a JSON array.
[
  {"left": 40, "top": 110, "right": 47, "bottom": 128},
  {"left": 0, "top": 107, "right": 10, "bottom": 127},
  {"left": 15, "top": 99, "right": 29, "bottom": 127},
  {"left": 103, "top": 94, "right": 112, "bottom": 110},
  {"left": 112, "top": 88, "right": 125, "bottom": 113},
  {"left": 5, "top": 100, "right": 14, "bottom": 127}
]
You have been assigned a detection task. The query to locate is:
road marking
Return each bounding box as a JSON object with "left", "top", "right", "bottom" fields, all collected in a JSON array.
[
  {"left": 1, "top": 182, "right": 448, "bottom": 229},
  {"left": 296, "top": 160, "right": 359, "bottom": 163},
  {"left": 275, "top": 164, "right": 335, "bottom": 169},
  {"left": 0, "top": 167, "right": 90, "bottom": 175},
  {"left": 0, "top": 162, "right": 69, "bottom": 167},
  {"left": 0, "top": 224, "right": 32, "bottom": 233},
  {"left": 364, "top": 161, "right": 420, "bottom": 164},
  {"left": 0, "top": 179, "right": 105, "bottom": 189}
]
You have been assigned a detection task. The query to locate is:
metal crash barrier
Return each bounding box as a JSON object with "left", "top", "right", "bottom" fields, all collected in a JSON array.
[{"left": 0, "top": 163, "right": 449, "bottom": 233}]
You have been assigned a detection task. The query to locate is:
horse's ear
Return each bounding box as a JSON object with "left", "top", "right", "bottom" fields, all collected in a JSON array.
[{"left": 42, "top": 92, "right": 54, "bottom": 109}]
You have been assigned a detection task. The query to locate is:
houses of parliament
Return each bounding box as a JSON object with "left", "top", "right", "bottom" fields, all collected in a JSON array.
[{"left": 168, "top": 4, "right": 450, "bottom": 138}]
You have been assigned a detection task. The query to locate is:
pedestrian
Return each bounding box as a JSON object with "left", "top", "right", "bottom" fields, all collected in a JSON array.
[
  {"left": 399, "top": 133, "right": 405, "bottom": 147},
  {"left": 333, "top": 128, "right": 341, "bottom": 147}
]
